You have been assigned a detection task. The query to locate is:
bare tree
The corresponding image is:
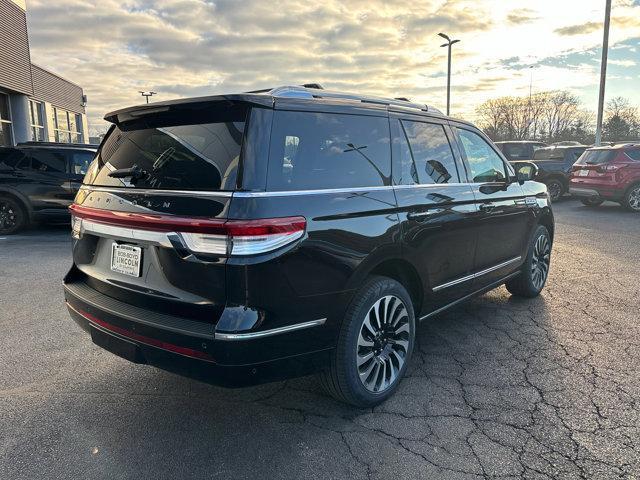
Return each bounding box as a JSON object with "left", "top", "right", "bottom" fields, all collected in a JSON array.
[
  {"left": 476, "top": 90, "right": 601, "bottom": 144},
  {"left": 603, "top": 97, "right": 640, "bottom": 141}
]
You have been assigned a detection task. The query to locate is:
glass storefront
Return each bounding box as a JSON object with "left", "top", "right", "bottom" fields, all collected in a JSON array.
[
  {"left": 51, "top": 106, "right": 83, "bottom": 143},
  {"left": 0, "top": 93, "right": 12, "bottom": 147},
  {"left": 29, "top": 100, "right": 45, "bottom": 142}
]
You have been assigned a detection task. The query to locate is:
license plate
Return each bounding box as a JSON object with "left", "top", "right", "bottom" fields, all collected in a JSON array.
[
  {"left": 110, "top": 243, "right": 142, "bottom": 277},
  {"left": 577, "top": 169, "right": 590, "bottom": 176}
]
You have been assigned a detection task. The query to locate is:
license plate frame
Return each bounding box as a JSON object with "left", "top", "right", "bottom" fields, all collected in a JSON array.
[{"left": 110, "top": 242, "right": 142, "bottom": 277}]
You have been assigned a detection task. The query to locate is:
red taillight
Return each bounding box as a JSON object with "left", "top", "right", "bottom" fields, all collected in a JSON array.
[
  {"left": 69, "top": 204, "right": 306, "bottom": 256},
  {"left": 69, "top": 204, "right": 227, "bottom": 234}
]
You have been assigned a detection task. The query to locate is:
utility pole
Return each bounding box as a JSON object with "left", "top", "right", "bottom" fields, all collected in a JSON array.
[
  {"left": 438, "top": 33, "right": 460, "bottom": 116},
  {"left": 139, "top": 91, "right": 157, "bottom": 104},
  {"left": 595, "top": 0, "right": 612, "bottom": 146},
  {"left": 528, "top": 66, "right": 534, "bottom": 140}
]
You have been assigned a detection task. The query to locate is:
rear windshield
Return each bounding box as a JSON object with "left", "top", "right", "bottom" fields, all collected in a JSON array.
[
  {"left": 266, "top": 111, "right": 390, "bottom": 191},
  {"left": 533, "top": 148, "right": 564, "bottom": 160},
  {"left": 575, "top": 149, "right": 616, "bottom": 165},
  {"left": 89, "top": 104, "right": 247, "bottom": 191},
  {"left": 501, "top": 143, "right": 545, "bottom": 160}
]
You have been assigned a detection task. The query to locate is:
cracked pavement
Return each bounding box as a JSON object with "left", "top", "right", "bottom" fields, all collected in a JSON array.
[{"left": 1, "top": 200, "right": 639, "bottom": 479}]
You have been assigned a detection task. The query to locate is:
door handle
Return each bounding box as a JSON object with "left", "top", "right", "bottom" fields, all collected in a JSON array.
[
  {"left": 407, "top": 211, "right": 432, "bottom": 220},
  {"left": 479, "top": 202, "right": 496, "bottom": 212},
  {"left": 407, "top": 209, "right": 442, "bottom": 220}
]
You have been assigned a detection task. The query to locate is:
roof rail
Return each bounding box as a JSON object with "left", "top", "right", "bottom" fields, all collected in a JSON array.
[
  {"left": 266, "top": 85, "right": 442, "bottom": 114},
  {"left": 245, "top": 83, "right": 324, "bottom": 94}
]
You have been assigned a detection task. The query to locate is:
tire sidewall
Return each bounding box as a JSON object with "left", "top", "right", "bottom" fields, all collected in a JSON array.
[
  {"left": 339, "top": 277, "right": 415, "bottom": 406},
  {"left": 546, "top": 179, "right": 563, "bottom": 202}
]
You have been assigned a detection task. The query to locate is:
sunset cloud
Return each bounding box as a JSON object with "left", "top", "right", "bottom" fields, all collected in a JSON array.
[{"left": 24, "top": 0, "right": 640, "bottom": 134}]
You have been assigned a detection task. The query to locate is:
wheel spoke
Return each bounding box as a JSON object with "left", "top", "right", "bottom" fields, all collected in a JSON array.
[
  {"left": 357, "top": 350, "right": 374, "bottom": 367},
  {"left": 359, "top": 359, "right": 377, "bottom": 384}
]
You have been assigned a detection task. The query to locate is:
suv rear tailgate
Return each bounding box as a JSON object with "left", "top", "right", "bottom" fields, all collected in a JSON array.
[{"left": 67, "top": 101, "right": 249, "bottom": 325}]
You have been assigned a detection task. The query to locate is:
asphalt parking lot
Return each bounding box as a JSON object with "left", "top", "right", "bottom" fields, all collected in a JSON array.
[{"left": 1, "top": 199, "right": 639, "bottom": 480}]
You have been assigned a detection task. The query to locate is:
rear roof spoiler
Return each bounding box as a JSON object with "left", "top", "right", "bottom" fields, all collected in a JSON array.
[{"left": 104, "top": 94, "right": 273, "bottom": 125}]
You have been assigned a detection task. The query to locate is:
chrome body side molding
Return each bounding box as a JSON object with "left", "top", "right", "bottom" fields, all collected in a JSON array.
[{"left": 432, "top": 256, "right": 522, "bottom": 292}]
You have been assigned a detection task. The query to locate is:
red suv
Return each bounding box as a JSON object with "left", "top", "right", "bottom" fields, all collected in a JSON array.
[{"left": 569, "top": 144, "right": 640, "bottom": 212}]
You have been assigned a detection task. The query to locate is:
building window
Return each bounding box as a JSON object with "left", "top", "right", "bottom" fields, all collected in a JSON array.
[
  {"left": 29, "top": 100, "right": 45, "bottom": 142},
  {"left": 0, "top": 93, "right": 13, "bottom": 147},
  {"left": 51, "top": 106, "right": 83, "bottom": 143}
]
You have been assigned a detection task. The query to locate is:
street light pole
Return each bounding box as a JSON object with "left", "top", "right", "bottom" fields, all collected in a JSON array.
[
  {"left": 438, "top": 33, "right": 460, "bottom": 116},
  {"left": 595, "top": 0, "right": 612, "bottom": 146}
]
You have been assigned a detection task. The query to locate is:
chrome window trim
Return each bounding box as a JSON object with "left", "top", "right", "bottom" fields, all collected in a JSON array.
[
  {"left": 233, "top": 183, "right": 476, "bottom": 197},
  {"left": 80, "top": 182, "right": 491, "bottom": 199},
  {"left": 79, "top": 185, "right": 234, "bottom": 197},
  {"left": 432, "top": 256, "right": 522, "bottom": 292},
  {"left": 214, "top": 318, "right": 327, "bottom": 341}
]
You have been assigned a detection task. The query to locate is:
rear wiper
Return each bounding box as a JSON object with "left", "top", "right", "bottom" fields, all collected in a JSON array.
[{"left": 107, "top": 164, "right": 147, "bottom": 180}]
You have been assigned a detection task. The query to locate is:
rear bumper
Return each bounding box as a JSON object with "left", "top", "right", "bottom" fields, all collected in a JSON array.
[
  {"left": 63, "top": 279, "right": 332, "bottom": 387},
  {"left": 569, "top": 186, "right": 623, "bottom": 201}
]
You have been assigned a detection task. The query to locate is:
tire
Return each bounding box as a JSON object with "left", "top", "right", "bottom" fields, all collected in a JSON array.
[
  {"left": 545, "top": 179, "right": 564, "bottom": 202},
  {"left": 506, "top": 225, "right": 551, "bottom": 298},
  {"left": 623, "top": 183, "right": 640, "bottom": 212},
  {"left": 580, "top": 198, "right": 604, "bottom": 207},
  {"left": 319, "top": 276, "right": 415, "bottom": 407},
  {"left": 0, "top": 195, "right": 27, "bottom": 235}
]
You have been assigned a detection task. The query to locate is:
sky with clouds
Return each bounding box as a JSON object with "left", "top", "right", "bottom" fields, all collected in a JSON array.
[{"left": 24, "top": 0, "right": 640, "bottom": 135}]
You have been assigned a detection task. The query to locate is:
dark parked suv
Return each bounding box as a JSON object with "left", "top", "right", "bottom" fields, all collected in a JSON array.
[
  {"left": 495, "top": 141, "right": 548, "bottom": 161},
  {"left": 522, "top": 145, "right": 587, "bottom": 202},
  {"left": 63, "top": 86, "right": 554, "bottom": 406},
  {"left": 0, "top": 142, "right": 97, "bottom": 234}
]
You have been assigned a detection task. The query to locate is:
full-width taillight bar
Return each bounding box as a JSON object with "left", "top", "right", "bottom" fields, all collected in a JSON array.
[{"left": 69, "top": 204, "right": 306, "bottom": 256}]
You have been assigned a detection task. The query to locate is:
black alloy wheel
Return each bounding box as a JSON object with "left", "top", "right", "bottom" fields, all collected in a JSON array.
[{"left": 0, "top": 197, "right": 26, "bottom": 235}]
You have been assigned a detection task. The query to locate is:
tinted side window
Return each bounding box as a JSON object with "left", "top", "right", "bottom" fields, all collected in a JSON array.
[
  {"left": 27, "top": 149, "right": 66, "bottom": 173},
  {"left": 0, "top": 148, "right": 28, "bottom": 169},
  {"left": 503, "top": 144, "right": 530, "bottom": 160},
  {"left": 267, "top": 111, "right": 390, "bottom": 191},
  {"left": 457, "top": 129, "right": 506, "bottom": 183},
  {"left": 70, "top": 151, "right": 95, "bottom": 175},
  {"left": 399, "top": 120, "right": 459, "bottom": 184},
  {"left": 626, "top": 149, "right": 640, "bottom": 161}
]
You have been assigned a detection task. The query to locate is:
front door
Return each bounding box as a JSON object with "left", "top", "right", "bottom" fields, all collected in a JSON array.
[
  {"left": 452, "top": 126, "right": 531, "bottom": 289},
  {"left": 391, "top": 115, "right": 478, "bottom": 315}
]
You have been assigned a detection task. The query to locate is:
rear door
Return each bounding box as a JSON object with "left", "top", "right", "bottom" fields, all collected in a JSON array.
[
  {"left": 70, "top": 101, "right": 250, "bottom": 323},
  {"left": 452, "top": 126, "right": 530, "bottom": 288},
  {"left": 391, "top": 114, "right": 477, "bottom": 313},
  {"left": 20, "top": 148, "right": 71, "bottom": 215}
]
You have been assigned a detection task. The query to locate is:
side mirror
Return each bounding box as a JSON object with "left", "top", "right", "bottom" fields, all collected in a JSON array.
[{"left": 513, "top": 161, "right": 538, "bottom": 184}]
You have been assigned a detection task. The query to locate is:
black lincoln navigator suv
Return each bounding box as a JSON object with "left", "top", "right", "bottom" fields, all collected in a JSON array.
[{"left": 63, "top": 85, "right": 553, "bottom": 407}]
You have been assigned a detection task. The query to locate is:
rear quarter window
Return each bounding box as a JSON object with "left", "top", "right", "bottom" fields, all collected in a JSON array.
[{"left": 267, "top": 111, "right": 390, "bottom": 191}]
